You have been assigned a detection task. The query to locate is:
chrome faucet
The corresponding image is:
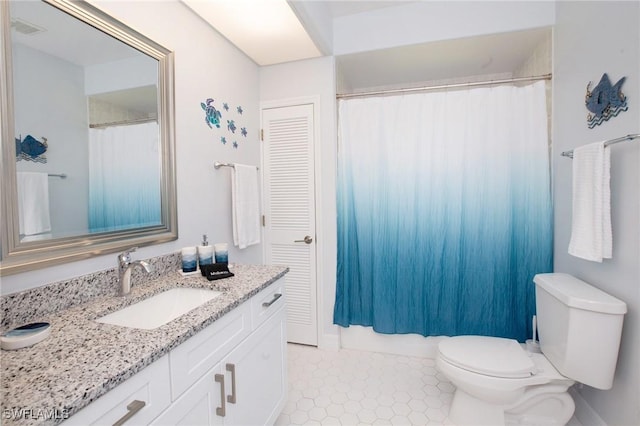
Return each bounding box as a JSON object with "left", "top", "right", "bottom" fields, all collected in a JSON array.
[{"left": 117, "top": 247, "right": 153, "bottom": 296}]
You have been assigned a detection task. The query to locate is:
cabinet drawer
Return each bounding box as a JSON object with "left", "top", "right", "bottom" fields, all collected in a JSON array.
[
  {"left": 169, "top": 302, "right": 251, "bottom": 399},
  {"left": 65, "top": 355, "right": 171, "bottom": 426},
  {"left": 251, "top": 278, "right": 285, "bottom": 330}
]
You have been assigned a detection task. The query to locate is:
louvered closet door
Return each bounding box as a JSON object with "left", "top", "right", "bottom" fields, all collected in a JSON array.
[{"left": 262, "top": 104, "right": 317, "bottom": 346}]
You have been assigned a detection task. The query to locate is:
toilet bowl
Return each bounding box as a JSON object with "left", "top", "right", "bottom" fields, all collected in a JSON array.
[
  {"left": 436, "top": 335, "right": 575, "bottom": 426},
  {"left": 435, "top": 273, "right": 627, "bottom": 426}
]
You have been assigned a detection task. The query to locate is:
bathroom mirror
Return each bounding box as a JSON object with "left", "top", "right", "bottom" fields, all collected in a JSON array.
[{"left": 0, "top": 0, "right": 177, "bottom": 275}]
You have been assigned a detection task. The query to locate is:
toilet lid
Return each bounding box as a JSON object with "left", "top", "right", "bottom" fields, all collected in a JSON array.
[{"left": 438, "top": 336, "right": 536, "bottom": 379}]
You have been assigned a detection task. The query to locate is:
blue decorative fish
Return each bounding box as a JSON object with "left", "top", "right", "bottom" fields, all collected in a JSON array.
[
  {"left": 201, "top": 98, "right": 222, "bottom": 128},
  {"left": 237, "top": 106, "right": 243, "bottom": 115},
  {"left": 221, "top": 136, "right": 227, "bottom": 145},
  {"left": 241, "top": 127, "right": 247, "bottom": 137},
  {"left": 227, "top": 119, "right": 237, "bottom": 133},
  {"left": 233, "top": 141, "right": 238, "bottom": 149},
  {"left": 16, "top": 134, "right": 47, "bottom": 163},
  {"left": 585, "top": 74, "right": 627, "bottom": 128},
  {"left": 223, "top": 103, "right": 230, "bottom": 111}
]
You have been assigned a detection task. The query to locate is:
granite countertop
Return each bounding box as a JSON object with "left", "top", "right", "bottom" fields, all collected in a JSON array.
[{"left": 0, "top": 264, "right": 288, "bottom": 425}]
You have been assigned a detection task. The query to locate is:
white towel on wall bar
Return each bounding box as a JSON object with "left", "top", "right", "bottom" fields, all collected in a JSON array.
[
  {"left": 568, "top": 142, "right": 612, "bottom": 262},
  {"left": 17, "top": 171, "right": 52, "bottom": 236},
  {"left": 231, "top": 164, "right": 261, "bottom": 249}
]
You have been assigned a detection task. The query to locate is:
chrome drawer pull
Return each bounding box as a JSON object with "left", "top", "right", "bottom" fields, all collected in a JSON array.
[
  {"left": 112, "top": 400, "right": 145, "bottom": 426},
  {"left": 262, "top": 293, "right": 282, "bottom": 308},
  {"left": 215, "top": 373, "right": 226, "bottom": 417},
  {"left": 226, "top": 363, "right": 237, "bottom": 404}
]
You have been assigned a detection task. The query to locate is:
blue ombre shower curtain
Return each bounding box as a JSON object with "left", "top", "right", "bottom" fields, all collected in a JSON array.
[
  {"left": 334, "top": 81, "right": 552, "bottom": 342},
  {"left": 88, "top": 122, "right": 161, "bottom": 233}
]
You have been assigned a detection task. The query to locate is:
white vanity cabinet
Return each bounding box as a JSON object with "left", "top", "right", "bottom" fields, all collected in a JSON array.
[
  {"left": 66, "top": 278, "right": 287, "bottom": 426},
  {"left": 150, "top": 359, "right": 225, "bottom": 426},
  {"left": 64, "top": 355, "right": 172, "bottom": 426},
  {"left": 152, "top": 305, "right": 286, "bottom": 426},
  {"left": 154, "top": 278, "right": 287, "bottom": 426},
  {"left": 223, "top": 303, "right": 287, "bottom": 425}
]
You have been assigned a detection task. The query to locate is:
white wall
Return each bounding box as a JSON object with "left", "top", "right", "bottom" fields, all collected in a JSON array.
[
  {"left": 85, "top": 55, "right": 157, "bottom": 95},
  {"left": 553, "top": 2, "right": 640, "bottom": 426},
  {"left": 333, "top": 1, "right": 555, "bottom": 55},
  {"left": 2, "top": 0, "right": 262, "bottom": 295},
  {"left": 259, "top": 56, "right": 339, "bottom": 349}
]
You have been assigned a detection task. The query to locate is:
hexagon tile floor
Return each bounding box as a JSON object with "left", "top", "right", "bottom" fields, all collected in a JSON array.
[
  {"left": 275, "top": 343, "right": 584, "bottom": 426},
  {"left": 276, "top": 343, "right": 455, "bottom": 425}
]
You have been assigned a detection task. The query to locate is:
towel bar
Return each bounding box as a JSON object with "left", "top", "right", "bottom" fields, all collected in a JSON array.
[
  {"left": 214, "top": 161, "right": 259, "bottom": 170},
  {"left": 561, "top": 134, "right": 639, "bottom": 158}
]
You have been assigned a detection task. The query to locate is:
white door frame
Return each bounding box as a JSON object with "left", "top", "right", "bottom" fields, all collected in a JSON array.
[{"left": 260, "top": 95, "right": 325, "bottom": 347}]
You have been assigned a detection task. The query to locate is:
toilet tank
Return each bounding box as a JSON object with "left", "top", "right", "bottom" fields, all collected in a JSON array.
[{"left": 534, "top": 273, "right": 626, "bottom": 390}]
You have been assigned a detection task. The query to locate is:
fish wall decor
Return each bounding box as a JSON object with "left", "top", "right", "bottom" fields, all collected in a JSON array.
[
  {"left": 585, "top": 73, "right": 628, "bottom": 128},
  {"left": 15, "top": 134, "right": 47, "bottom": 163}
]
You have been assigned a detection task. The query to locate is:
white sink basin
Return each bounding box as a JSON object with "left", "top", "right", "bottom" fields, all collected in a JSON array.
[{"left": 96, "top": 288, "right": 222, "bottom": 330}]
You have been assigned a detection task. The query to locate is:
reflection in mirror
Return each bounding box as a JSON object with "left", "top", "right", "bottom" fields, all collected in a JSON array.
[
  {"left": 12, "top": 0, "right": 160, "bottom": 240},
  {"left": 1, "top": 0, "right": 177, "bottom": 275}
]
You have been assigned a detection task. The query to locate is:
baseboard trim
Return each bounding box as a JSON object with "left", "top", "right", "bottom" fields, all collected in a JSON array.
[
  {"left": 318, "top": 333, "right": 340, "bottom": 351},
  {"left": 338, "top": 325, "right": 446, "bottom": 358},
  {"left": 570, "top": 387, "right": 607, "bottom": 426}
]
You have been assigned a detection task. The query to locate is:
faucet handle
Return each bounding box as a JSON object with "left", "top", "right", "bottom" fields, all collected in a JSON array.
[{"left": 118, "top": 247, "right": 138, "bottom": 263}]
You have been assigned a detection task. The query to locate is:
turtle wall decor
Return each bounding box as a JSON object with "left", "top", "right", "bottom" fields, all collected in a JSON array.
[{"left": 200, "top": 98, "right": 249, "bottom": 149}]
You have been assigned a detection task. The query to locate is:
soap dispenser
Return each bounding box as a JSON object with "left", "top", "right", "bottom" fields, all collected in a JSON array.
[{"left": 198, "top": 234, "right": 214, "bottom": 267}]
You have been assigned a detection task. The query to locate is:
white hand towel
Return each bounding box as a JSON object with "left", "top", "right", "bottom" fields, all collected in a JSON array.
[
  {"left": 17, "top": 171, "right": 52, "bottom": 236},
  {"left": 568, "top": 142, "right": 612, "bottom": 262},
  {"left": 231, "top": 164, "right": 261, "bottom": 249}
]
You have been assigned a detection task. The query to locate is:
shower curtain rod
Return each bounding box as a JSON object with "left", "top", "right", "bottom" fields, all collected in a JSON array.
[
  {"left": 89, "top": 116, "right": 157, "bottom": 129},
  {"left": 336, "top": 73, "right": 552, "bottom": 99},
  {"left": 561, "top": 133, "right": 640, "bottom": 158}
]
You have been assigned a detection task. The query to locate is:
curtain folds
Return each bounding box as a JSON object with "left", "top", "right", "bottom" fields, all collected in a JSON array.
[
  {"left": 334, "top": 81, "right": 552, "bottom": 342},
  {"left": 88, "top": 122, "right": 161, "bottom": 233}
]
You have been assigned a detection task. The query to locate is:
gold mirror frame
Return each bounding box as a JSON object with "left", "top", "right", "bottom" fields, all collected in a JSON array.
[{"left": 0, "top": 0, "right": 178, "bottom": 276}]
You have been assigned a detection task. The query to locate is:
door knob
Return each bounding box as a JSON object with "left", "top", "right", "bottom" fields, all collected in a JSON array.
[{"left": 294, "top": 236, "right": 313, "bottom": 244}]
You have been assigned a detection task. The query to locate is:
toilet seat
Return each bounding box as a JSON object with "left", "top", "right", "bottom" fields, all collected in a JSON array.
[
  {"left": 438, "top": 336, "right": 537, "bottom": 379},
  {"left": 436, "top": 336, "right": 575, "bottom": 425}
]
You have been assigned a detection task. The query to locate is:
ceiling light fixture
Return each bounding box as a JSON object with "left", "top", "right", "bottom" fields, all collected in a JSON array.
[{"left": 182, "top": 0, "right": 322, "bottom": 66}]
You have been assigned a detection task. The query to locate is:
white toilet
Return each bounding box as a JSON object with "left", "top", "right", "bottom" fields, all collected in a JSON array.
[{"left": 436, "top": 273, "right": 627, "bottom": 426}]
